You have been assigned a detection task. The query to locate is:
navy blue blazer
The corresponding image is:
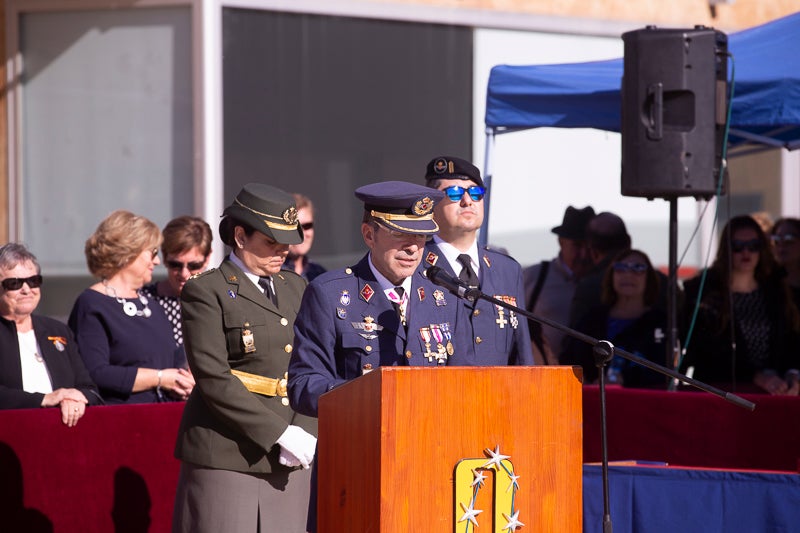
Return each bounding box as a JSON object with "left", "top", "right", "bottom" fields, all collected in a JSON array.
[
  {"left": 423, "top": 242, "right": 534, "bottom": 366},
  {"left": 0, "top": 315, "right": 100, "bottom": 409},
  {"left": 288, "top": 254, "right": 459, "bottom": 417}
]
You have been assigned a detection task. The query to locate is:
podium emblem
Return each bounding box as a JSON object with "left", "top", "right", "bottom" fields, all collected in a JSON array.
[{"left": 453, "top": 446, "right": 524, "bottom": 532}]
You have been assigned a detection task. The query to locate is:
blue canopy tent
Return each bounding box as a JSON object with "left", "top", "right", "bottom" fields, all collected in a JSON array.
[{"left": 484, "top": 10, "right": 800, "bottom": 153}]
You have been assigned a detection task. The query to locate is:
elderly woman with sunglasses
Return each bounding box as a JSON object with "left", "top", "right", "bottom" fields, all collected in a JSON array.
[
  {"left": 681, "top": 215, "right": 800, "bottom": 395},
  {"left": 0, "top": 243, "right": 101, "bottom": 425},
  {"left": 560, "top": 249, "right": 667, "bottom": 388},
  {"left": 142, "top": 216, "right": 213, "bottom": 346},
  {"left": 68, "top": 210, "right": 195, "bottom": 404}
]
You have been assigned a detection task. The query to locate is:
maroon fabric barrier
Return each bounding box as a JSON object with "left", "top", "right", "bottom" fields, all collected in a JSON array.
[
  {"left": 583, "top": 385, "right": 800, "bottom": 472},
  {"left": 0, "top": 403, "right": 184, "bottom": 533},
  {"left": 2, "top": 388, "right": 799, "bottom": 531}
]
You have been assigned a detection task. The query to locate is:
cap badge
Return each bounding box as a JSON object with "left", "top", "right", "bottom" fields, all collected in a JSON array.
[
  {"left": 413, "top": 196, "right": 434, "bottom": 216},
  {"left": 433, "top": 158, "right": 450, "bottom": 175},
  {"left": 282, "top": 206, "right": 299, "bottom": 225}
]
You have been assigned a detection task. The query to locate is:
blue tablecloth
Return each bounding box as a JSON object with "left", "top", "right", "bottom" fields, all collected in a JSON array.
[{"left": 583, "top": 464, "right": 800, "bottom": 533}]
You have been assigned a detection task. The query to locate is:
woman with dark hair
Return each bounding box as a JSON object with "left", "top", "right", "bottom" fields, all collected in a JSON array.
[
  {"left": 682, "top": 215, "right": 800, "bottom": 394},
  {"left": 69, "top": 210, "right": 195, "bottom": 404},
  {"left": 560, "top": 249, "right": 666, "bottom": 388},
  {"left": 0, "top": 243, "right": 101, "bottom": 424},
  {"left": 142, "top": 216, "right": 213, "bottom": 346},
  {"left": 172, "top": 183, "right": 317, "bottom": 533}
]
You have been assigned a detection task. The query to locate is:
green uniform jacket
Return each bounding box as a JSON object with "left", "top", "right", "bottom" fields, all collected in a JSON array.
[{"left": 174, "top": 258, "right": 317, "bottom": 473}]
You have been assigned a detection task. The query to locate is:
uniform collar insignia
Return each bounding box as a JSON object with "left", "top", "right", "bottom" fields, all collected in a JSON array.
[
  {"left": 482, "top": 255, "right": 491, "bottom": 268},
  {"left": 425, "top": 251, "right": 439, "bottom": 266},
  {"left": 360, "top": 283, "right": 375, "bottom": 302}
]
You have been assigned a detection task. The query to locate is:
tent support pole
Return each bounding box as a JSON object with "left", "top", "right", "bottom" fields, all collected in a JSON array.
[{"left": 479, "top": 127, "right": 496, "bottom": 248}]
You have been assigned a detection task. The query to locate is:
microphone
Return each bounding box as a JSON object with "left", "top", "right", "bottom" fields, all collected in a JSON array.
[{"left": 424, "top": 266, "right": 478, "bottom": 301}]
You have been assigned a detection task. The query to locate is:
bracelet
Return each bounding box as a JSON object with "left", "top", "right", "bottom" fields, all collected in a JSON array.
[{"left": 156, "top": 369, "right": 163, "bottom": 398}]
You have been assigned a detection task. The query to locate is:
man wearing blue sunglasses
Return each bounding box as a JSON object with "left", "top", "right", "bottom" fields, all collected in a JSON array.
[{"left": 422, "top": 156, "right": 533, "bottom": 366}]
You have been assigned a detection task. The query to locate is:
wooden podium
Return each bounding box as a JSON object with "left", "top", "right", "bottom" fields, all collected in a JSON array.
[{"left": 317, "top": 366, "right": 583, "bottom": 532}]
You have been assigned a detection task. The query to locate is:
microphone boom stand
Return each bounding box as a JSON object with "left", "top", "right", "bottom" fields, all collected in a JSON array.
[{"left": 428, "top": 270, "right": 755, "bottom": 532}]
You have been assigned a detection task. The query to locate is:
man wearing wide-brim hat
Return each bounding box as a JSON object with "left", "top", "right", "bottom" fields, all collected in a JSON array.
[
  {"left": 173, "top": 182, "right": 317, "bottom": 533},
  {"left": 522, "top": 205, "right": 595, "bottom": 365}
]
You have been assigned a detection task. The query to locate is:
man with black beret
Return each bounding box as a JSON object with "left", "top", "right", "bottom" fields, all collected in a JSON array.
[{"left": 422, "top": 156, "right": 534, "bottom": 366}]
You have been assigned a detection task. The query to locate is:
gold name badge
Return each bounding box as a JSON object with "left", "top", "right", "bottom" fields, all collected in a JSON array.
[{"left": 242, "top": 328, "right": 256, "bottom": 353}]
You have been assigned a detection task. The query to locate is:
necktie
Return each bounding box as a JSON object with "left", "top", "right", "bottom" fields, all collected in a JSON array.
[
  {"left": 258, "top": 277, "right": 278, "bottom": 307},
  {"left": 457, "top": 254, "right": 479, "bottom": 288},
  {"left": 392, "top": 286, "right": 407, "bottom": 325}
]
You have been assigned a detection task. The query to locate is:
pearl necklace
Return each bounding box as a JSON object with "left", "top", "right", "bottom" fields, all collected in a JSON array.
[{"left": 104, "top": 282, "right": 152, "bottom": 318}]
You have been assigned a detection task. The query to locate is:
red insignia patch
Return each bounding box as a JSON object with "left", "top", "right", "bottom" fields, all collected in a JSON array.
[
  {"left": 360, "top": 283, "right": 374, "bottom": 302},
  {"left": 417, "top": 287, "right": 425, "bottom": 301},
  {"left": 425, "top": 251, "right": 439, "bottom": 266}
]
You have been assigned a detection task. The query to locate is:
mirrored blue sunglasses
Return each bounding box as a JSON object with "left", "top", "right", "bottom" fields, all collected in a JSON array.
[{"left": 443, "top": 185, "right": 486, "bottom": 202}]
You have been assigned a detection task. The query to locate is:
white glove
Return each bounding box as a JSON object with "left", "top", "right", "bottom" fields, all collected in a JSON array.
[{"left": 276, "top": 425, "right": 317, "bottom": 469}]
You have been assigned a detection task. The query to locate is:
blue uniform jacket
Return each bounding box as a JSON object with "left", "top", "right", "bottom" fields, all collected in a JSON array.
[
  {"left": 288, "top": 254, "right": 459, "bottom": 417},
  {"left": 423, "top": 242, "right": 534, "bottom": 366}
]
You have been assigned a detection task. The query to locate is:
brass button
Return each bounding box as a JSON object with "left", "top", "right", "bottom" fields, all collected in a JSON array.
[
  {"left": 284, "top": 344, "right": 292, "bottom": 353},
  {"left": 405, "top": 350, "right": 412, "bottom": 359},
  {"left": 281, "top": 398, "right": 289, "bottom": 406},
  {"left": 345, "top": 268, "right": 353, "bottom": 274},
  {"left": 473, "top": 309, "right": 480, "bottom": 317},
  {"left": 365, "top": 345, "right": 373, "bottom": 353},
  {"left": 475, "top": 336, "right": 483, "bottom": 344},
  {"left": 280, "top": 317, "right": 289, "bottom": 326}
]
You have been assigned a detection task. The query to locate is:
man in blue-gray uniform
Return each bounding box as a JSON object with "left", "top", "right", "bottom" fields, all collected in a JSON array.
[
  {"left": 288, "top": 180, "right": 458, "bottom": 418},
  {"left": 422, "top": 156, "right": 534, "bottom": 366}
]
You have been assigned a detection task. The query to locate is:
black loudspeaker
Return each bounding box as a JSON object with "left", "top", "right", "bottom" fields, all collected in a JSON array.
[{"left": 621, "top": 26, "right": 728, "bottom": 199}]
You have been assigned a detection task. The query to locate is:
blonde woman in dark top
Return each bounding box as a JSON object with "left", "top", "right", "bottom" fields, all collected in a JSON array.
[{"left": 69, "top": 210, "right": 195, "bottom": 404}]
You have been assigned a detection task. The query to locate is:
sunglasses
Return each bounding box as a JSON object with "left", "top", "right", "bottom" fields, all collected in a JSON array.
[
  {"left": 731, "top": 239, "right": 760, "bottom": 254},
  {"left": 2, "top": 274, "right": 43, "bottom": 291},
  {"left": 301, "top": 222, "right": 314, "bottom": 231},
  {"left": 443, "top": 185, "right": 486, "bottom": 202},
  {"left": 166, "top": 260, "right": 205, "bottom": 271},
  {"left": 612, "top": 262, "right": 648, "bottom": 274},
  {"left": 771, "top": 234, "right": 798, "bottom": 245}
]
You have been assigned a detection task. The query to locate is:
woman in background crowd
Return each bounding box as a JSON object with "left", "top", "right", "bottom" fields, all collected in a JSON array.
[
  {"left": 771, "top": 216, "right": 800, "bottom": 310},
  {"left": 561, "top": 249, "right": 666, "bottom": 388},
  {"left": 682, "top": 215, "right": 800, "bottom": 394},
  {"left": 0, "top": 243, "right": 100, "bottom": 425},
  {"left": 142, "top": 216, "right": 212, "bottom": 346},
  {"left": 69, "top": 210, "right": 195, "bottom": 404}
]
